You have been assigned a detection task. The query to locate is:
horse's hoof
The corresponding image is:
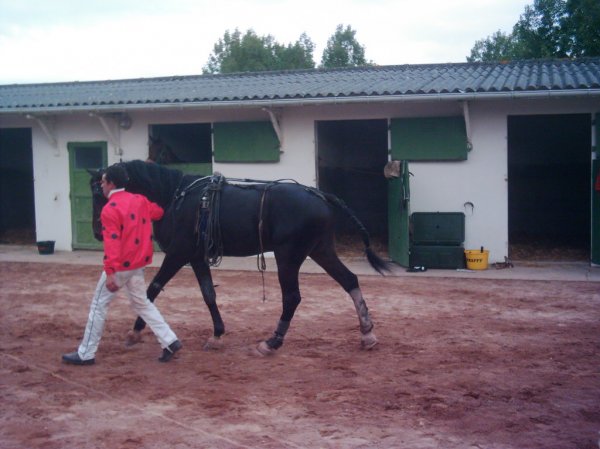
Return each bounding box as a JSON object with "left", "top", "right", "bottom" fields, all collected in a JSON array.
[
  {"left": 256, "top": 341, "right": 276, "bottom": 356},
  {"left": 125, "top": 330, "right": 143, "bottom": 347},
  {"left": 203, "top": 336, "right": 223, "bottom": 351},
  {"left": 361, "top": 331, "right": 378, "bottom": 350}
]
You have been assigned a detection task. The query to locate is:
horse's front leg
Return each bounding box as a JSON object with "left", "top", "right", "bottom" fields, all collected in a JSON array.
[
  {"left": 126, "top": 253, "right": 188, "bottom": 346},
  {"left": 190, "top": 258, "right": 225, "bottom": 350},
  {"left": 257, "top": 259, "right": 302, "bottom": 356}
]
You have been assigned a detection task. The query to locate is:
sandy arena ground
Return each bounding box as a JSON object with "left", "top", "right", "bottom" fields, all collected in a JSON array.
[{"left": 1, "top": 260, "right": 599, "bottom": 449}]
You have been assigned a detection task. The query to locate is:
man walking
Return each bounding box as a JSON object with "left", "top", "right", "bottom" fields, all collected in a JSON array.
[{"left": 62, "top": 164, "right": 181, "bottom": 365}]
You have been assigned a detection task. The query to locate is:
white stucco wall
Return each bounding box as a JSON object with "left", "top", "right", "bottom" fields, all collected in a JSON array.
[
  {"left": 409, "top": 97, "right": 599, "bottom": 262},
  {"left": 1, "top": 95, "right": 599, "bottom": 259}
]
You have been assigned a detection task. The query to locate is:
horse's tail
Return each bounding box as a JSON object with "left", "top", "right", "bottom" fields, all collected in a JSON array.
[{"left": 321, "top": 191, "right": 392, "bottom": 275}]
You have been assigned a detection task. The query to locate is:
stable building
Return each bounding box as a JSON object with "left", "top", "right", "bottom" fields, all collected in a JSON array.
[{"left": 1, "top": 59, "right": 599, "bottom": 266}]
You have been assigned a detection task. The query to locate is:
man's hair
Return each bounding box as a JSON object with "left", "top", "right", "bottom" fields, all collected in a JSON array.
[{"left": 104, "top": 164, "right": 129, "bottom": 189}]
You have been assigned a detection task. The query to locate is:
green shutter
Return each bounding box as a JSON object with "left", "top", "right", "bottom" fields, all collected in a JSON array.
[
  {"left": 390, "top": 116, "right": 468, "bottom": 161},
  {"left": 213, "top": 121, "right": 280, "bottom": 162}
]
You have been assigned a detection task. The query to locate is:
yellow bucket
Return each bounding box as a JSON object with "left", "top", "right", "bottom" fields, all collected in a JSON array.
[{"left": 465, "top": 249, "right": 489, "bottom": 270}]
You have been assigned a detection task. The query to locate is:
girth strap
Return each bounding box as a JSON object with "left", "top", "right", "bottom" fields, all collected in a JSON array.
[
  {"left": 256, "top": 182, "right": 279, "bottom": 267},
  {"left": 256, "top": 182, "right": 278, "bottom": 302}
]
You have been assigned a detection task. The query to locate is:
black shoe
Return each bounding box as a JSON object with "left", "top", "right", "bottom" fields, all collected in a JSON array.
[
  {"left": 158, "top": 340, "right": 182, "bottom": 363},
  {"left": 62, "top": 351, "right": 95, "bottom": 366}
]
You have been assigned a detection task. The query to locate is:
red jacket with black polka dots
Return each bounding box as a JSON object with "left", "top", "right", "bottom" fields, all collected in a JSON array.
[{"left": 100, "top": 190, "right": 164, "bottom": 275}]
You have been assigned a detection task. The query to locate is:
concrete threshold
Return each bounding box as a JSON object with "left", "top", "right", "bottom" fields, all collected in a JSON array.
[{"left": 1, "top": 244, "right": 599, "bottom": 282}]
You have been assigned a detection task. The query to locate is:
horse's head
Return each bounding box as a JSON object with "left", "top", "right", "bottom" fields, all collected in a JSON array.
[
  {"left": 87, "top": 168, "right": 108, "bottom": 241},
  {"left": 148, "top": 136, "right": 181, "bottom": 164}
]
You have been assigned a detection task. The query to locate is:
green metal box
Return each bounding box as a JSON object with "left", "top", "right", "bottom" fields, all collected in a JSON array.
[
  {"left": 409, "top": 245, "right": 466, "bottom": 269},
  {"left": 411, "top": 212, "right": 465, "bottom": 246}
]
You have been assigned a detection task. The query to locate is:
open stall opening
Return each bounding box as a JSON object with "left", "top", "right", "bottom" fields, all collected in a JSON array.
[
  {"left": 507, "top": 114, "right": 591, "bottom": 261},
  {"left": 0, "top": 128, "right": 35, "bottom": 244},
  {"left": 316, "top": 119, "right": 388, "bottom": 254},
  {"left": 149, "top": 123, "right": 212, "bottom": 167}
]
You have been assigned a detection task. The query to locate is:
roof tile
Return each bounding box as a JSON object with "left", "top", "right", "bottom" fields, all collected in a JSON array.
[{"left": 1, "top": 59, "right": 599, "bottom": 112}]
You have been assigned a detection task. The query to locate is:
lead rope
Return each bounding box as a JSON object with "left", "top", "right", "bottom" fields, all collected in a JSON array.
[{"left": 257, "top": 186, "right": 269, "bottom": 301}]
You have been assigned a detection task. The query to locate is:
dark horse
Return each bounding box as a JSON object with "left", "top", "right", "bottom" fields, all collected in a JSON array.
[{"left": 89, "top": 160, "right": 389, "bottom": 354}]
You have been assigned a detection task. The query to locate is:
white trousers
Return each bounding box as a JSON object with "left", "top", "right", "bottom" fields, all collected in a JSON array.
[{"left": 78, "top": 268, "right": 177, "bottom": 360}]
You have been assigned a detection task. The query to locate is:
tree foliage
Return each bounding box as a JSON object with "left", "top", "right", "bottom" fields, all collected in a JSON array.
[
  {"left": 320, "top": 24, "right": 369, "bottom": 68},
  {"left": 203, "top": 29, "right": 315, "bottom": 74},
  {"left": 467, "top": 0, "right": 600, "bottom": 62},
  {"left": 562, "top": 0, "right": 600, "bottom": 56},
  {"left": 203, "top": 25, "right": 372, "bottom": 74}
]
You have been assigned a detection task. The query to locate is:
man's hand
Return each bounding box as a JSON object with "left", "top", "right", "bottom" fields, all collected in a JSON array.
[{"left": 106, "top": 273, "right": 119, "bottom": 292}]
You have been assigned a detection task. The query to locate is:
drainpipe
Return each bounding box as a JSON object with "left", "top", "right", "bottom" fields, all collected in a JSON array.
[{"left": 462, "top": 101, "right": 473, "bottom": 151}]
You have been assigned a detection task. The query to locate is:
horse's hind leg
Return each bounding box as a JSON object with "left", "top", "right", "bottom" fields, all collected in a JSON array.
[
  {"left": 190, "top": 258, "right": 225, "bottom": 350},
  {"left": 127, "top": 253, "right": 188, "bottom": 346},
  {"left": 310, "top": 244, "right": 378, "bottom": 349}
]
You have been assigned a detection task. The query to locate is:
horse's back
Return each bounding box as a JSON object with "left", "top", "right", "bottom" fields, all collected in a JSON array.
[
  {"left": 219, "top": 183, "right": 334, "bottom": 256},
  {"left": 267, "top": 183, "right": 333, "bottom": 239}
]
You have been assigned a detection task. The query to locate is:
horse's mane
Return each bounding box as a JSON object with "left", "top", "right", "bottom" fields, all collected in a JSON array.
[{"left": 123, "top": 160, "right": 184, "bottom": 208}]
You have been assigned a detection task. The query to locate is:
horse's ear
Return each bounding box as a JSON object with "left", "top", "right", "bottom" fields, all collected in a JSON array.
[{"left": 87, "top": 168, "right": 104, "bottom": 180}]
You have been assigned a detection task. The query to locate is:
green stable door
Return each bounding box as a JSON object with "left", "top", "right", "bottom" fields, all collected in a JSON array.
[
  {"left": 68, "top": 142, "right": 107, "bottom": 250},
  {"left": 388, "top": 160, "right": 410, "bottom": 266},
  {"left": 593, "top": 113, "right": 600, "bottom": 264},
  {"left": 387, "top": 115, "right": 468, "bottom": 266}
]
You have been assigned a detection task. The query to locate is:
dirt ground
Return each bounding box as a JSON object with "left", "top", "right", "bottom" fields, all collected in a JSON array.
[{"left": 1, "top": 261, "right": 599, "bottom": 449}]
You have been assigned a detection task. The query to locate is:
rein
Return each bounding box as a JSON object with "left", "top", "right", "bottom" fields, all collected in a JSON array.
[{"left": 199, "top": 174, "right": 225, "bottom": 267}]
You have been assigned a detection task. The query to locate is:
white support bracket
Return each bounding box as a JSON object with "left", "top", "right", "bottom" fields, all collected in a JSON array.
[
  {"left": 25, "top": 114, "right": 59, "bottom": 155},
  {"left": 462, "top": 101, "right": 473, "bottom": 151},
  {"left": 263, "top": 107, "right": 283, "bottom": 149},
  {"left": 89, "top": 112, "right": 123, "bottom": 156}
]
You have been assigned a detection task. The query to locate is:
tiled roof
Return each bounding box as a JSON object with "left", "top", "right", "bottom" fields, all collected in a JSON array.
[{"left": 1, "top": 59, "right": 599, "bottom": 113}]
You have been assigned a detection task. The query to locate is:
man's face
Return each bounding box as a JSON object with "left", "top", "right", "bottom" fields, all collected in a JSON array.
[{"left": 101, "top": 174, "right": 115, "bottom": 198}]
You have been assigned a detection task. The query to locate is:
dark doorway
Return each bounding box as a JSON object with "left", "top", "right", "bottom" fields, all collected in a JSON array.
[
  {"left": 0, "top": 128, "right": 35, "bottom": 244},
  {"left": 316, "top": 119, "right": 388, "bottom": 254},
  {"left": 507, "top": 114, "right": 591, "bottom": 261},
  {"left": 149, "top": 123, "right": 212, "bottom": 163}
]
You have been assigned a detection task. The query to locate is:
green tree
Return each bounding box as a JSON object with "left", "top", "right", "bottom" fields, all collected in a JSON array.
[
  {"left": 467, "top": 0, "right": 600, "bottom": 61},
  {"left": 273, "top": 33, "right": 316, "bottom": 71},
  {"left": 511, "top": 0, "right": 569, "bottom": 59},
  {"left": 562, "top": 0, "right": 600, "bottom": 57},
  {"left": 468, "top": 30, "right": 519, "bottom": 62},
  {"left": 203, "top": 29, "right": 315, "bottom": 74},
  {"left": 320, "top": 24, "right": 369, "bottom": 68}
]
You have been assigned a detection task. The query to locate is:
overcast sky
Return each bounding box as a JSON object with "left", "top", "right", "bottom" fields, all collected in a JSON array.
[{"left": 0, "top": 0, "right": 530, "bottom": 85}]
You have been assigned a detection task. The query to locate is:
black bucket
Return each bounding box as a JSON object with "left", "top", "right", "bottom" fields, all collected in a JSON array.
[{"left": 37, "top": 240, "right": 55, "bottom": 255}]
